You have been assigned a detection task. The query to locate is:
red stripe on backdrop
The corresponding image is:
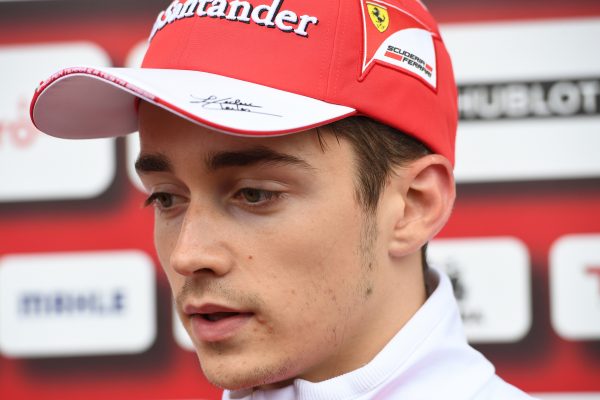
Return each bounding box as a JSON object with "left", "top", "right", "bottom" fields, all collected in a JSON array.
[{"left": 430, "top": 2, "right": 600, "bottom": 23}]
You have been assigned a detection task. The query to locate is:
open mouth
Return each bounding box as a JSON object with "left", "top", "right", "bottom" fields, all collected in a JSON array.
[
  {"left": 191, "top": 310, "right": 254, "bottom": 342},
  {"left": 200, "top": 312, "right": 243, "bottom": 322}
]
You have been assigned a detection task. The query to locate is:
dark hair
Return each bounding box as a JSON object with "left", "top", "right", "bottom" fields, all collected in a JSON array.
[{"left": 318, "top": 116, "right": 432, "bottom": 274}]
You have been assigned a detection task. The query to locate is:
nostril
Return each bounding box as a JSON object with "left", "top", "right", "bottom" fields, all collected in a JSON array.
[{"left": 169, "top": 247, "right": 236, "bottom": 277}]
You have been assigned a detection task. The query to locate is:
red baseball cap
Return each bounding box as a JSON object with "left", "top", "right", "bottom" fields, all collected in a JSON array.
[{"left": 30, "top": 0, "right": 458, "bottom": 164}]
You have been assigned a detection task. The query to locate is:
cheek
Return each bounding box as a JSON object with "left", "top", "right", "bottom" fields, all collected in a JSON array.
[
  {"left": 253, "top": 205, "right": 366, "bottom": 325},
  {"left": 277, "top": 209, "right": 363, "bottom": 279},
  {"left": 153, "top": 217, "right": 182, "bottom": 285}
]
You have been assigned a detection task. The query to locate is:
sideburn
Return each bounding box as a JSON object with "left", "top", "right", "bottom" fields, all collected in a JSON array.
[{"left": 358, "top": 210, "right": 378, "bottom": 299}]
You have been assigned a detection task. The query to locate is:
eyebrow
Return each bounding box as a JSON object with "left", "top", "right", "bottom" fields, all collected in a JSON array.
[
  {"left": 135, "top": 146, "right": 314, "bottom": 174},
  {"left": 206, "top": 146, "right": 314, "bottom": 172},
  {"left": 135, "top": 153, "right": 173, "bottom": 174}
]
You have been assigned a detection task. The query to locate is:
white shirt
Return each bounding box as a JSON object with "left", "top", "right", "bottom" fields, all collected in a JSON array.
[{"left": 224, "top": 268, "right": 536, "bottom": 400}]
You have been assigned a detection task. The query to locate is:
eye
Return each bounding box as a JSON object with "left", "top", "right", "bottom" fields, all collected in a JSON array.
[
  {"left": 236, "top": 188, "right": 276, "bottom": 205},
  {"left": 144, "top": 192, "right": 176, "bottom": 210}
]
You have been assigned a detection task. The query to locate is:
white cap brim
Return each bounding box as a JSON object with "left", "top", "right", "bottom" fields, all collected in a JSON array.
[{"left": 31, "top": 66, "right": 356, "bottom": 139}]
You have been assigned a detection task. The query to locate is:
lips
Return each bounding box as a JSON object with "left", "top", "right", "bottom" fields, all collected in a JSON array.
[{"left": 185, "top": 303, "right": 254, "bottom": 342}]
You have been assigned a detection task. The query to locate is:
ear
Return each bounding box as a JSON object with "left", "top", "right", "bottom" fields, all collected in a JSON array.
[{"left": 387, "top": 154, "right": 456, "bottom": 258}]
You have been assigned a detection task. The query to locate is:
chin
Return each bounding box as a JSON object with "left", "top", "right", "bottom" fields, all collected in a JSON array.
[
  {"left": 197, "top": 352, "right": 296, "bottom": 391},
  {"left": 202, "top": 367, "right": 287, "bottom": 392}
]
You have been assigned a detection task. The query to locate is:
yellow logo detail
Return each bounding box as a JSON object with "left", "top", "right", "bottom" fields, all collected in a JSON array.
[{"left": 367, "top": 3, "right": 389, "bottom": 33}]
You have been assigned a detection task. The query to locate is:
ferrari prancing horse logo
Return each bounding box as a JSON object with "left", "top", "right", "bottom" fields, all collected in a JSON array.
[{"left": 367, "top": 2, "right": 389, "bottom": 33}]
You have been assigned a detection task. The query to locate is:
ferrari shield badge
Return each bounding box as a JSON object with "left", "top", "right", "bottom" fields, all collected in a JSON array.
[{"left": 367, "top": 2, "right": 389, "bottom": 33}]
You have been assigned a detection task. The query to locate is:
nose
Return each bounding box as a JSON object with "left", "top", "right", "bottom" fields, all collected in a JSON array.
[{"left": 168, "top": 203, "right": 235, "bottom": 277}]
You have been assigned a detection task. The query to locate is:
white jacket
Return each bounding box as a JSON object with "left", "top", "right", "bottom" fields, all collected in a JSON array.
[{"left": 224, "top": 268, "right": 535, "bottom": 400}]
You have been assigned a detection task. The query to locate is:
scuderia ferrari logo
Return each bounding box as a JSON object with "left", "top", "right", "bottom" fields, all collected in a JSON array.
[
  {"left": 150, "top": 0, "right": 319, "bottom": 40},
  {"left": 360, "top": 0, "right": 438, "bottom": 89},
  {"left": 367, "top": 2, "right": 389, "bottom": 33}
]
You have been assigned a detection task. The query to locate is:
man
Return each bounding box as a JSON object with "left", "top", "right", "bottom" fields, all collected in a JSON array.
[{"left": 30, "top": 0, "right": 535, "bottom": 398}]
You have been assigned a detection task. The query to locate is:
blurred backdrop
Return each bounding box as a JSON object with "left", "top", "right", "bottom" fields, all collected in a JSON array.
[{"left": 1, "top": 0, "right": 599, "bottom": 399}]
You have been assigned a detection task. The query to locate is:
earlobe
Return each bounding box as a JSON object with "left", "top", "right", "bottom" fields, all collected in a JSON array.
[{"left": 388, "top": 155, "right": 455, "bottom": 258}]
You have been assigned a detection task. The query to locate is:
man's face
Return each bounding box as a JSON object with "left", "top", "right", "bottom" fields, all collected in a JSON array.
[{"left": 137, "top": 103, "right": 388, "bottom": 390}]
